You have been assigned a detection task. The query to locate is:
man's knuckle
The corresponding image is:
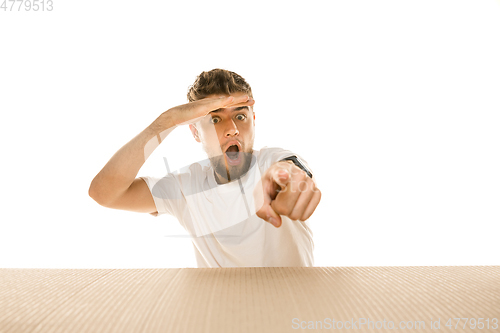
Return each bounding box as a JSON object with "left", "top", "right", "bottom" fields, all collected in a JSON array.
[
  {"left": 271, "top": 200, "right": 281, "bottom": 212},
  {"left": 298, "top": 181, "right": 308, "bottom": 192},
  {"left": 274, "top": 203, "right": 290, "bottom": 216},
  {"left": 275, "top": 205, "right": 286, "bottom": 215}
]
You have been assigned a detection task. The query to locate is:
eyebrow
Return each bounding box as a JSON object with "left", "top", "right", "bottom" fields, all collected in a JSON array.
[{"left": 210, "top": 106, "right": 249, "bottom": 114}]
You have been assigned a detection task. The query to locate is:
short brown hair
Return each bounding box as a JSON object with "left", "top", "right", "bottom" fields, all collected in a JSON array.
[{"left": 187, "top": 68, "right": 253, "bottom": 103}]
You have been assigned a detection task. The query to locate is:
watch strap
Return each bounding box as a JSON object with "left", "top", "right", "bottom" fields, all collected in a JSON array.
[{"left": 279, "top": 155, "right": 313, "bottom": 179}]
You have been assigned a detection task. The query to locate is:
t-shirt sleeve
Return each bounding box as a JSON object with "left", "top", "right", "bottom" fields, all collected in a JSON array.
[
  {"left": 139, "top": 175, "right": 185, "bottom": 218},
  {"left": 260, "top": 146, "right": 314, "bottom": 175}
]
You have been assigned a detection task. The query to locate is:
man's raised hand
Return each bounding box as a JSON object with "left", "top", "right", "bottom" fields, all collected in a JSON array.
[{"left": 166, "top": 94, "right": 255, "bottom": 127}]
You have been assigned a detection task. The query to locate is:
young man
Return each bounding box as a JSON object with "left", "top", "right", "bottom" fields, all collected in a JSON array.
[{"left": 89, "top": 69, "right": 321, "bottom": 268}]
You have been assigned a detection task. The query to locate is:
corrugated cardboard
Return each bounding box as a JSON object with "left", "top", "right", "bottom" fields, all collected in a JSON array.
[{"left": 1, "top": 266, "right": 499, "bottom": 332}]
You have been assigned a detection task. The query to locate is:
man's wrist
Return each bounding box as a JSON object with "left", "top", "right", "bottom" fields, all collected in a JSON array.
[{"left": 279, "top": 156, "right": 313, "bottom": 178}]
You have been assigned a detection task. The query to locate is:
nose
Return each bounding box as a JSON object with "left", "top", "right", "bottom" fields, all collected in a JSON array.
[{"left": 224, "top": 119, "right": 239, "bottom": 137}]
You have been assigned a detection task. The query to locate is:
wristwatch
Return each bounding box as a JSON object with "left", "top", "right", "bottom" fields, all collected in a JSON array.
[{"left": 279, "top": 155, "right": 313, "bottom": 179}]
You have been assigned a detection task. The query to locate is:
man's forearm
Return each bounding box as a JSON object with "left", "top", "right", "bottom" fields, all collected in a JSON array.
[{"left": 88, "top": 110, "right": 177, "bottom": 206}]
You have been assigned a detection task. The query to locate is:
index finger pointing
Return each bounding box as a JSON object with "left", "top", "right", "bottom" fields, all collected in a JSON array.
[{"left": 273, "top": 168, "right": 290, "bottom": 190}]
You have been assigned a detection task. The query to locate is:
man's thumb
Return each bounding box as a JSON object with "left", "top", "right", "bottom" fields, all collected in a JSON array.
[{"left": 266, "top": 210, "right": 282, "bottom": 228}]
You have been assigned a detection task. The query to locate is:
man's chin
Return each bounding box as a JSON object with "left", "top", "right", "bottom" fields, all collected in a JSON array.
[{"left": 213, "top": 151, "right": 253, "bottom": 182}]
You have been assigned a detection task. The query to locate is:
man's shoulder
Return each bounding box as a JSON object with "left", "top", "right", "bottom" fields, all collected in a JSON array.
[
  {"left": 254, "top": 146, "right": 303, "bottom": 172},
  {"left": 258, "top": 146, "right": 296, "bottom": 161},
  {"left": 257, "top": 146, "right": 288, "bottom": 157}
]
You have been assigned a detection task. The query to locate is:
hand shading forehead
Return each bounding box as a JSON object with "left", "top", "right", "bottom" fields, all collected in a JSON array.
[{"left": 210, "top": 106, "right": 250, "bottom": 114}]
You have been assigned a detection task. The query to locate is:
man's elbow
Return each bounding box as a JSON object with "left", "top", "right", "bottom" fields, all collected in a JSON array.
[{"left": 88, "top": 182, "right": 109, "bottom": 207}]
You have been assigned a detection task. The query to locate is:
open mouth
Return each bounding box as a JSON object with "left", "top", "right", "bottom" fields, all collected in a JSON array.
[
  {"left": 225, "top": 145, "right": 240, "bottom": 161},
  {"left": 224, "top": 143, "right": 243, "bottom": 166}
]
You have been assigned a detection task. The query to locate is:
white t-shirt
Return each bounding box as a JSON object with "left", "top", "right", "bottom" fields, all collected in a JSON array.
[{"left": 140, "top": 146, "right": 315, "bottom": 268}]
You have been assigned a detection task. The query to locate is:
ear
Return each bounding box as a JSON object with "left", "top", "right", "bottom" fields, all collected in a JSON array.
[{"left": 189, "top": 124, "right": 201, "bottom": 143}]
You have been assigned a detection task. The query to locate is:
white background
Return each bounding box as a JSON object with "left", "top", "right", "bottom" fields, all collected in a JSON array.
[{"left": 1, "top": 0, "right": 499, "bottom": 268}]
